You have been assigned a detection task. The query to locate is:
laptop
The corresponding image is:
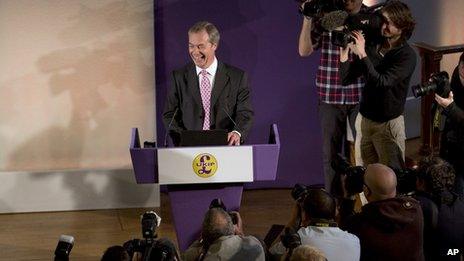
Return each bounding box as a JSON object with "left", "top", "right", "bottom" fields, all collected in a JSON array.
[{"left": 179, "top": 129, "right": 228, "bottom": 147}]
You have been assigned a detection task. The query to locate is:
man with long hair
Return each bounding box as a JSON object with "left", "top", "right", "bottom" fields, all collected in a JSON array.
[{"left": 339, "top": 1, "right": 417, "bottom": 170}]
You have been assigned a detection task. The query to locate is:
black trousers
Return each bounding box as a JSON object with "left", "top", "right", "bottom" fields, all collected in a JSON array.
[{"left": 318, "top": 102, "right": 359, "bottom": 195}]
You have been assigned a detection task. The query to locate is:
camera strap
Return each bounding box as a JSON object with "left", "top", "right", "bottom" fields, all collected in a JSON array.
[{"left": 309, "top": 219, "right": 338, "bottom": 227}]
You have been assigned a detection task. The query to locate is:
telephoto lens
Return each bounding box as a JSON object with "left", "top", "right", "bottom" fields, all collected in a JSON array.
[
  {"left": 54, "top": 235, "right": 74, "bottom": 261},
  {"left": 141, "top": 211, "right": 161, "bottom": 240}
]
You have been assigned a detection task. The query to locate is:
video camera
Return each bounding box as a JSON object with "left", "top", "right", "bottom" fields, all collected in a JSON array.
[
  {"left": 298, "top": 0, "right": 345, "bottom": 19},
  {"left": 209, "top": 198, "right": 239, "bottom": 225},
  {"left": 330, "top": 12, "right": 384, "bottom": 48},
  {"left": 310, "top": 0, "right": 392, "bottom": 48},
  {"left": 412, "top": 71, "right": 450, "bottom": 98},
  {"left": 123, "top": 211, "right": 164, "bottom": 261}
]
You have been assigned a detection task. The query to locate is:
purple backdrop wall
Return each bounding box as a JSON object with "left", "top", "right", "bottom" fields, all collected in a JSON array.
[{"left": 154, "top": 0, "right": 324, "bottom": 188}]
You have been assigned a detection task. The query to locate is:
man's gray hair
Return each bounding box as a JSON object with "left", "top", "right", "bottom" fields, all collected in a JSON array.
[
  {"left": 188, "top": 21, "right": 220, "bottom": 45},
  {"left": 202, "top": 208, "right": 234, "bottom": 245}
]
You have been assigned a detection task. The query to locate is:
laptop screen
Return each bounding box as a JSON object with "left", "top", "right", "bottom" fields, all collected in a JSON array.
[{"left": 179, "top": 129, "right": 228, "bottom": 147}]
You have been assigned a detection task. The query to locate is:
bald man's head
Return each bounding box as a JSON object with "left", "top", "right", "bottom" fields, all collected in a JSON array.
[{"left": 364, "top": 164, "right": 397, "bottom": 201}]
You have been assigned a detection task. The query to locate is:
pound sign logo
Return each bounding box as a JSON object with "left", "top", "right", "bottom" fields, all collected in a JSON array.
[{"left": 192, "top": 153, "right": 218, "bottom": 178}]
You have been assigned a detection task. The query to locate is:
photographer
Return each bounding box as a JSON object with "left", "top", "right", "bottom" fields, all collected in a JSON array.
[
  {"left": 435, "top": 52, "right": 464, "bottom": 197},
  {"left": 415, "top": 156, "right": 464, "bottom": 261},
  {"left": 183, "top": 208, "right": 265, "bottom": 261},
  {"left": 339, "top": 0, "right": 416, "bottom": 170},
  {"left": 339, "top": 163, "right": 424, "bottom": 260},
  {"left": 123, "top": 211, "right": 180, "bottom": 261},
  {"left": 298, "top": 0, "right": 365, "bottom": 195},
  {"left": 269, "top": 188, "right": 360, "bottom": 261}
]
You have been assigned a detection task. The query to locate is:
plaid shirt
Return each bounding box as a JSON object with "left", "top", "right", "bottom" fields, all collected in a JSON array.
[{"left": 312, "top": 23, "right": 364, "bottom": 105}]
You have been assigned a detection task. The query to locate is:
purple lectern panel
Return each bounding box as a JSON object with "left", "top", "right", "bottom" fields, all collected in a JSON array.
[
  {"left": 130, "top": 128, "right": 158, "bottom": 183},
  {"left": 253, "top": 124, "right": 280, "bottom": 181}
]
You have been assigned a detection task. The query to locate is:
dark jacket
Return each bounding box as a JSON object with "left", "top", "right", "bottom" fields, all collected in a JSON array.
[
  {"left": 163, "top": 62, "right": 254, "bottom": 143},
  {"left": 440, "top": 67, "right": 464, "bottom": 196},
  {"left": 341, "top": 196, "right": 424, "bottom": 261},
  {"left": 413, "top": 191, "right": 439, "bottom": 261},
  {"left": 340, "top": 42, "right": 417, "bottom": 122},
  {"left": 434, "top": 192, "right": 464, "bottom": 261}
]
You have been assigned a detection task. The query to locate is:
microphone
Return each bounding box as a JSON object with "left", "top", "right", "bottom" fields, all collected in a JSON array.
[
  {"left": 222, "top": 106, "right": 243, "bottom": 136},
  {"left": 321, "top": 10, "right": 349, "bottom": 31},
  {"left": 164, "top": 107, "right": 179, "bottom": 147}
]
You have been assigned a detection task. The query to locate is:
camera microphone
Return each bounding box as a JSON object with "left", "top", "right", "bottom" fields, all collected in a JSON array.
[
  {"left": 164, "top": 107, "right": 179, "bottom": 147},
  {"left": 321, "top": 10, "right": 349, "bottom": 31},
  {"left": 54, "top": 235, "right": 74, "bottom": 261},
  {"left": 221, "top": 99, "right": 243, "bottom": 136}
]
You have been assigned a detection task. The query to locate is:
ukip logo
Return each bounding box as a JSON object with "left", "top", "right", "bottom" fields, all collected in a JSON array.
[{"left": 192, "top": 153, "right": 218, "bottom": 178}]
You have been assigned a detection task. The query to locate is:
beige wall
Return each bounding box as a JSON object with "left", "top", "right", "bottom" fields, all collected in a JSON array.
[
  {"left": 438, "top": 1, "right": 464, "bottom": 73},
  {"left": 0, "top": 0, "right": 155, "bottom": 171}
]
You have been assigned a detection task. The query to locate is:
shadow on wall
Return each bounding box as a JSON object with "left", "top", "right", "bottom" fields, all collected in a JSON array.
[
  {"left": 29, "top": 169, "right": 156, "bottom": 210},
  {"left": 6, "top": 1, "right": 153, "bottom": 171},
  {"left": 3, "top": 1, "right": 156, "bottom": 209}
]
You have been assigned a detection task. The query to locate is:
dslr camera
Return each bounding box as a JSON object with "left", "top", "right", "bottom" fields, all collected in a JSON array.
[
  {"left": 291, "top": 183, "right": 325, "bottom": 203},
  {"left": 331, "top": 153, "right": 366, "bottom": 196},
  {"left": 209, "top": 198, "right": 239, "bottom": 225},
  {"left": 54, "top": 235, "right": 75, "bottom": 261},
  {"left": 392, "top": 167, "right": 418, "bottom": 195},
  {"left": 280, "top": 227, "right": 302, "bottom": 250},
  {"left": 123, "top": 211, "right": 162, "bottom": 261},
  {"left": 412, "top": 71, "right": 450, "bottom": 98}
]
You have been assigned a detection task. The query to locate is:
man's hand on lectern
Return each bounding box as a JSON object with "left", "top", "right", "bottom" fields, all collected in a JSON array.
[{"left": 228, "top": 132, "right": 241, "bottom": 146}]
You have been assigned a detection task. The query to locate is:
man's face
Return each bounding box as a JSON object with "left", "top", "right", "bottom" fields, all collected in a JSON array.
[
  {"left": 188, "top": 30, "right": 217, "bottom": 69},
  {"left": 344, "top": 0, "right": 362, "bottom": 13},
  {"left": 381, "top": 12, "right": 402, "bottom": 38}
]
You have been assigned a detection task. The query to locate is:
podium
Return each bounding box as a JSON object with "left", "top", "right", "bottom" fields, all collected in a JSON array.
[{"left": 129, "top": 124, "right": 280, "bottom": 251}]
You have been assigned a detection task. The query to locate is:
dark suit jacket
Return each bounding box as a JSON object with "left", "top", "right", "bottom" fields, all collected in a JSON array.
[{"left": 163, "top": 61, "right": 254, "bottom": 143}]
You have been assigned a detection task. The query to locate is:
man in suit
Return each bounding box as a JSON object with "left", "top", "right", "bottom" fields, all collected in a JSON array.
[{"left": 163, "top": 21, "right": 254, "bottom": 146}]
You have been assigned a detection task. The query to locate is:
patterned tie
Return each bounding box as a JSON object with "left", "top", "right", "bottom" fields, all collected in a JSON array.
[{"left": 200, "top": 69, "right": 212, "bottom": 130}]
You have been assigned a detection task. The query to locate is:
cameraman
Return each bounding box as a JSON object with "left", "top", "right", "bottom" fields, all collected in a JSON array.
[
  {"left": 339, "top": 0, "right": 417, "bottom": 170},
  {"left": 299, "top": 0, "right": 365, "bottom": 195},
  {"left": 183, "top": 208, "right": 265, "bottom": 261},
  {"left": 269, "top": 189, "right": 360, "bottom": 261},
  {"left": 435, "top": 52, "right": 464, "bottom": 197}
]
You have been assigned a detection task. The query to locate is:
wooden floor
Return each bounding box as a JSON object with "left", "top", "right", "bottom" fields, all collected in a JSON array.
[
  {"left": 0, "top": 189, "right": 294, "bottom": 261},
  {"left": 0, "top": 138, "right": 423, "bottom": 260}
]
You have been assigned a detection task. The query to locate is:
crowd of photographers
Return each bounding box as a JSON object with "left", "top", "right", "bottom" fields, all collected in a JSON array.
[
  {"left": 89, "top": 154, "right": 462, "bottom": 261},
  {"left": 272, "top": 156, "right": 463, "bottom": 261}
]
